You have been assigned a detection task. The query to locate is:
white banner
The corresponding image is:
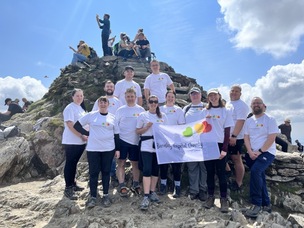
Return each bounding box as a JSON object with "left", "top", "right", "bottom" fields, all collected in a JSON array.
[{"left": 153, "top": 119, "right": 220, "bottom": 164}]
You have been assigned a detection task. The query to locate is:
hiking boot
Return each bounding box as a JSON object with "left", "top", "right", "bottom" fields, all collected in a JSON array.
[
  {"left": 73, "top": 184, "right": 84, "bottom": 192},
  {"left": 149, "top": 192, "right": 160, "bottom": 203},
  {"left": 172, "top": 186, "right": 181, "bottom": 198},
  {"left": 159, "top": 184, "right": 167, "bottom": 195},
  {"left": 245, "top": 205, "right": 262, "bottom": 218},
  {"left": 204, "top": 196, "right": 215, "bottom": 209},
  {"left": 220, "top": 198, "right": 229, "bottom": 213},
  {"left": 263, "top": 205, "right": 272, "bottom": 213},
  {"left": 101, "top": 195, "right": 112, "bottom": 207},
  {"left": 229, "top": 181, "right": 242, "bottom": 191},
  {"left": 188, "top": 193, "right": 198, "bottom": 200},
  {"left": 198, "top": 190, "right": 207, "bottom": 201},
  {"left": 140, "top": 197, "right": 150, "bottom": 210},
  {"left": 86, "top": 197, "right": 97, "bottom": 208},
  {"left": 64, "top": 186, "right": 78, "bottom": 200}
]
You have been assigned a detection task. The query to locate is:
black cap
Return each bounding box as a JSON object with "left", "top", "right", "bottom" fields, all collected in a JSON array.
[
  {"left": 124, "top": 66, "right": 134, "bottom": 72},
  {"left": 4, "top": 98, "right": 12, "bottom": 105}
]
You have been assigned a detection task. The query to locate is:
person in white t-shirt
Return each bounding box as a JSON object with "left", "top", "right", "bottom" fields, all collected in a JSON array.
[
  {"left": 136, "top": 95, "right": 167, "bottom": 210},
  {"left": 201, "top": 88, "right": 234, "bottom": 213},
  {"left": 114, "top": 66, "right": 143, "bottom": 106},
  {"left": 226, "top": 85, "right": 249, "bottom": 191},
  {"left": 92, "top": 80, "right": 122, "bottom": 114},
  {"left": 62, "top": 88, "right": 88, "bottom": 200},
  {"left": 115, "top": 88, "right": 145, "bottom": 197},
  {"left": 159, "top": 91, "right": 185, "bottom": 198},
  {"left": 144, "top": 60, "right": 175, "bottom": 105},
  {"left": 92, "top": 80, "right": 122, "bottom": 186},
  {"left": 74, "top": 96, "right": 120, "bottom": 209},
  {"left": 243, "top": 97, "right": 278, "bottom": 218},
  {"left": 182, "top": 87, "right": 207, "bottom": 201}
]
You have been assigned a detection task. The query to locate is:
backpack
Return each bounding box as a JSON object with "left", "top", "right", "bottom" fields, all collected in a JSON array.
[
  {"left": 0, "top": 125, "right": 21, "bottom": 140},
  {"left": 88, "top": 47, "right": 98, "bottom": 59},
  {"left": 113, "top": 42, "right": 119, "bottom": 56}
]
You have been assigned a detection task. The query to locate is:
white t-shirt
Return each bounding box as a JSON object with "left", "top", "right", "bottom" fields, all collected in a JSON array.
[
  {"left": 136, "top": 111, "right": 167, "bottom": 152},
  {"left": 115, "top": 104, "right": 145, "bottom": 145},
  {"left": 183, "top": 102, "right": 205, "bottom": 123},
  {"left": 114, "top": 79, "right": 143, "bottom": 105},
  {"left": 92, "top": 97, "right": 122, "bottom": 114},
  {"left": 62, "top": 102, "right": 87, "bottom": 145},
  {"left": 78, "top": 111, "right": 119, "bottom": 152},
  {"left": 144, "top": 73, "right": 173, "bottom": 103},
  {"left": 226, "top": 99, "right": 249, "bottom": 139},
  {"left": 200, "top": 107, "right": 234, "bottom": 143},
  {"left": 244, "top": 114, "right": 279, "bottom": 155},
  {"left": 160, "top": 105, "right": 185, "bottom": 125}
]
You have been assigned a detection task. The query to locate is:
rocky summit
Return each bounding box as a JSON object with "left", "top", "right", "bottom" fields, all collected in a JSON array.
[{"left": 0, "top": 56, "right": 304, "bottom": 228}]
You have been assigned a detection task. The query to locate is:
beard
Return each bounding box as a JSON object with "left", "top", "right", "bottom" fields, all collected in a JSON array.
[
  {"left": 252, "top": 107, "right": 263, "bottom": 115},
  {"left": 106, "top": 90, "right": 114, "bottom": 96}
]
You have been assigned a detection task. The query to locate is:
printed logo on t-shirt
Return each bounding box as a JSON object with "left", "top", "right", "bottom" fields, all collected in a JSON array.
[
  {"left": 156, "top": 119, "right": 165, "bottom": 123},
  {"left": 256, "top": 124, "right": 264, "bottom": 127},
  {"left": 168, "top": 109, "right": 176, "bottom": 113},
  {"left": 132, "top": 113, "right": 140, "bottom": 117},
  {"left": 109, "top": 102, "right": 115, "bottom": 107},
  {"left": 102, "top": 122, "right": 110, "bottom": 126},
  {"left": 158, "top": 77, "right": 164, "bottom": 81},
  {"left": 211, "top": 115, "right": 220, "bottom": 119}
]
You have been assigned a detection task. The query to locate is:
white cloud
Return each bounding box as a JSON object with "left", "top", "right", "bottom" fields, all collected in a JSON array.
[
  {"left": 0, "top": 76, "right": 48, "bottom": 112},
  {"left": 217, "top": 0, "right": 304, "bottom": 57},
  {"left": 218, "top": 60, "right": 304, "bottom": 143}
]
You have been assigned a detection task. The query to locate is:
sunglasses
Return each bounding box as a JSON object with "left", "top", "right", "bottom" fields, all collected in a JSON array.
[{"left": 148, "top": 100, "right": 158, "bottom": 104}]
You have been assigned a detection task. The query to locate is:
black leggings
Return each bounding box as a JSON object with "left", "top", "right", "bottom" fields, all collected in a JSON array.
[
  {"left": 141, "top": 152, "right": 159, "bottom": 177},
  {"left": 204, "top": 143, "right": 227, "bottom": 197},
  {"left": 64, "top": 144, "right": 86, "bottom": 188},
  {"left": 159, "top": 163, "right": 182, "bottom": 182},
  {"left": 87, "top": 150, "right": 115, "bottom": 197}
]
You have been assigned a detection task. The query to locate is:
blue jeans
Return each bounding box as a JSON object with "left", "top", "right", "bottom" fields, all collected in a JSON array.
[
  {"left": 249, "top": 152, "right": 275, "bottom": 206},
  {"left": 71, "top": 53, "right": 87, "bottom": 65}
]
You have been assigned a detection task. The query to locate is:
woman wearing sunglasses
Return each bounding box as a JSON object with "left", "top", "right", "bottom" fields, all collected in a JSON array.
[{"left": 136, "top": 95, "right": 167, "bottom": 210}]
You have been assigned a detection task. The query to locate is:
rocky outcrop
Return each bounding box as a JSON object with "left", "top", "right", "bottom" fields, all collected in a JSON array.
[{"left": 0, "top": 56, "right": 304, "bottom": 227}]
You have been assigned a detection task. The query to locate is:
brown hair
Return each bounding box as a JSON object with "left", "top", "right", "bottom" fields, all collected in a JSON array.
[
  {"left": 206, "top": 93, "right": 225, "bottom": 110},
  {"left": 98, "top": 96, "right": 109, "bottom": 104},
  {"left": 148, "top": 95, "right": 162, "bottom": 118}
]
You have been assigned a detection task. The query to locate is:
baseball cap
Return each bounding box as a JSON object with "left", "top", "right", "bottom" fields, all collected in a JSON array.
[
  {"left": 124, "top": 66, "right": 134, "bottom": 72},
  {"left": 4, "top": 98, "right": 12, "bottom": 105},
  {"left": 207, "top": 88, "right": 219, "bottom": 95},
  {"left": 285, "top": 118, "right": 291, "bottom": 123},
  {"left": 189, "top": 87, "right": 201, "bottom": 94}
]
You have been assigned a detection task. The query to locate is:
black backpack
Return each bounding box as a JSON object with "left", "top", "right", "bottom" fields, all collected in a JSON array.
[
  {"left": 88, "top": 47, "right": 98, "bottom": 59},
  {"left": 113, "top": 42, "right": 119, "bottom": 56}
]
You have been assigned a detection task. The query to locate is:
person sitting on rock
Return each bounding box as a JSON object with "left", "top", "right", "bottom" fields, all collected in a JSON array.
[
  {"left": 117, "top": 33, "right": 135, "bottom": 61},
  {"left": 0, "top": 98, "right": 24, "bottom": 124},
  {"left": 135, "top": 32, "right": 151, "bottom": 63},
  {"left": 69, "top": 40, "right": 91, "bottom": 65},
  {"left": 22, "top": 98, "right": 33, "bottom": 111},
  {"left": 132, "top": 28, "right": 144, "bottom": 43}
]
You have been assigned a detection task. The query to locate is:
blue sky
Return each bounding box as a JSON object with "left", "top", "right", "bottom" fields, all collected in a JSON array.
[{"left": 1, "top": 0, "right": 304, "bottom": 143}]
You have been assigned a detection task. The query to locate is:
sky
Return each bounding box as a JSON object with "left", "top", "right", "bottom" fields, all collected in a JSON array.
[{"left": 1, "top": 0, "right": 304, "bottom": 143}]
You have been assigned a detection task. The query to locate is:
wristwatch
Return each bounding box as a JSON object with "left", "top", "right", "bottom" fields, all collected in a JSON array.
[
  {"left": 258, "top": 148, "right": 264, "bottom": 153},
  {"left": 231, "top": 134, "right": 237, "bottom": 138}
]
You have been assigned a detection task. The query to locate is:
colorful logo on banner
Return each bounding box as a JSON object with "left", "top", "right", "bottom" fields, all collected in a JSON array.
[{"left": 182, "top": 120, "right": 212, "bottom": 137}]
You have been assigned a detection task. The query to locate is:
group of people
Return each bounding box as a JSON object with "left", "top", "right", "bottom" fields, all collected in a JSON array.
[
  {"left": 0, "top": 97, "right": 32, "bottom": 125},
  {"left": 62, "top": 59, "right": 281, "bottom": 218},
  {"left": 69, "top": 13, "right": 152, "bottom": 66}
]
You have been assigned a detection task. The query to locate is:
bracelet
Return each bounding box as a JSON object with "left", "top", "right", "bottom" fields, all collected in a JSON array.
[
  {"left": 258, "top": 148, "right": 264, "bottom": 153},
  {"left": 231, "top": 134, "right": 237, "bottom": 138}
]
